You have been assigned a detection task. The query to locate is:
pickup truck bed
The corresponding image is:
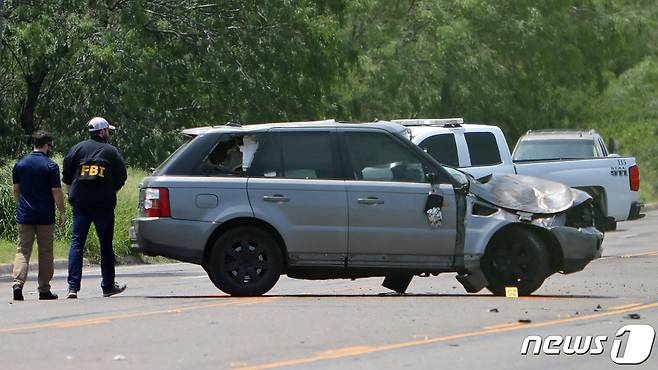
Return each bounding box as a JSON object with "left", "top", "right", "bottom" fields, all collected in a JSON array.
[{"left": 514, "top": 157, "right": 642, "bottom": 221}]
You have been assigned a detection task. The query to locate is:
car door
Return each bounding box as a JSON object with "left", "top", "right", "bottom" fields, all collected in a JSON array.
[
  {"left": 342, "top": 129, "right": 458, "bottom": 269},
  {"left": 247, "top": 129, "right": 348, "bottom": 267}
]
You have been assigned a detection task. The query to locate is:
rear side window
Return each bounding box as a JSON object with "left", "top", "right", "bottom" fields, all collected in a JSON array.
[
  {"left": 418, "top": 134, "right": 459, "bottom": 167},
  {"left": 247, "top": 134, "right": 280, "bottom": 177},
  {"left": 465, "top": 132, "right": 501, "bottom": 166},
  {"left": 151, "top": 136, "right": 193, "bottom": 175},
  {"left": 280, "top": 132, "right": 339, "bottom": 179},
  {"left": 248, "top": 131, "right": 339, "bottom": 179},
  {"left": 201, "top": 136, "right": 248, "bottom": 176}
]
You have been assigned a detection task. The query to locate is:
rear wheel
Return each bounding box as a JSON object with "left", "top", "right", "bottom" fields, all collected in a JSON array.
[
  {"left": 207, "top": 226, "right": 282, "bottom": 296},
  {"left": 481, "top": 227, "right": 550, "bottom": 296}
]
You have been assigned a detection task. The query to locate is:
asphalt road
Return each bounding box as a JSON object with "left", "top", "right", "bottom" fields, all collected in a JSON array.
[{"left": 1, "top": 211, "right": 657, "bottom": 370}]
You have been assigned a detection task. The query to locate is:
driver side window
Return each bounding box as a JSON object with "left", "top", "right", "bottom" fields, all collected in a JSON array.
[{"left": 345, "top": 131, "right": 429, "bottom": 183}]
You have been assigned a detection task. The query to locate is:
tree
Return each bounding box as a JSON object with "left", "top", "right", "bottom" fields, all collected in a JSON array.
[
  {"left": 332, "top": 0, "right": 655, "bottom": 140},
  {"left": 0, "top": 1, "right": 346, "bottom": 168}
]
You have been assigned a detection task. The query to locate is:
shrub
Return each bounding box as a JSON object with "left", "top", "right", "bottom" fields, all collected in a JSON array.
[{"left": 0, "top": 163, "right": 18, "bottom": 241}]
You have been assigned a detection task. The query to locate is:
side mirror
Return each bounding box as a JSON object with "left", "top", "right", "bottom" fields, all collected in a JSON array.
[{"left": 608, "top": 138, "right": 619, "bottom": 154}]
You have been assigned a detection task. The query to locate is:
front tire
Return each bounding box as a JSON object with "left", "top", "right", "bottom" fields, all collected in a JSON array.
[
  {"left": 481, "top": 227, "right": 550, "bottom": 296},
  {"left": 207, "top": 226, "right": 282, "bottom": 296}
]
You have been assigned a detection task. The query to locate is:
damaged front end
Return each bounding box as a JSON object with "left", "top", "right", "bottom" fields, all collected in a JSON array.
[{"left": 457, "top": 174, "right": 603, "bottom": 295}]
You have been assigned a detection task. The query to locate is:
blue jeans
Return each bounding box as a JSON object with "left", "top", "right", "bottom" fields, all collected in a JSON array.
[{"left": 67, "top": 207, "right": 116, "bottom": 292}]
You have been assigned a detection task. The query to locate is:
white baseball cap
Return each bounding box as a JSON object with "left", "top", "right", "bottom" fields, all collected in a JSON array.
[{"left": 87, "top": 117, "right": 116, "bottom": 131}]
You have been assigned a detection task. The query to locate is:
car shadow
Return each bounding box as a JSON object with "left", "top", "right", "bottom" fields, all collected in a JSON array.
[{"left": 142, "top": 293, "right": 616, "bottom": 299}]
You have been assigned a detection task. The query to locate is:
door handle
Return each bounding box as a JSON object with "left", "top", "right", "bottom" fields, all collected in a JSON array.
[
  {"left": 357, "top": 197, "right": 384, "bottom": 205},
  {"left": 263, "top": 195, "right": 290, "bottom": 203}
]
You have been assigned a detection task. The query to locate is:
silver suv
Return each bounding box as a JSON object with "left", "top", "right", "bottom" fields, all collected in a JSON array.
[{"left": 130, "top": 120, "right": 603, "bottom": 296}]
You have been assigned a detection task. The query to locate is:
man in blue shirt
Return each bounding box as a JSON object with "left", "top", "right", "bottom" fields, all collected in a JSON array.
[{"left": 11, "top": 131, "right": 66, "bottom": 301}]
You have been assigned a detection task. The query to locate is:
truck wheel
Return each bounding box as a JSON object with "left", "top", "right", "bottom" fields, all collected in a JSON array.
[
  {"left": 208, "top": 226, "right": 282, "bottom": 296},
  {"left": 481, "top": 227, "right": 550, "bottom": 296}
]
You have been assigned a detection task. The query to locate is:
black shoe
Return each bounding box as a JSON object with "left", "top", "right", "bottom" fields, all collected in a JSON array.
[
  {"left": 103, "top": 283, "right": 126, "bottom": 297},
  {"left": 39, "top": 291, "right": 58, "bottom": 300},
  {"left": 13, "top": 286, "right": 23, "bottom": 301}
]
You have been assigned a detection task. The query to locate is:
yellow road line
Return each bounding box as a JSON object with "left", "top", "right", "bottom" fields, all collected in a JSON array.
[
  {"left": 0, "top": 298, "right": 274, "bottom": 333},
  {"left": 598, "top": 250, "right": 658, "bottom": 261},
  {"left": 237, "top": 301, "right": 658, "bottom": 370},
  {"left": 608, "top": 303, "right": 642, "bottom": 310},
  {"left": 0, "top": 284, "right": 380, "bottom": 334},
  {"left": 482, "top": 322, "right": 526, "bottom": 330}
]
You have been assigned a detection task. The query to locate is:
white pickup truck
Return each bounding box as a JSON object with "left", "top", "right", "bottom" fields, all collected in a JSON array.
[{"left": 392, "top": 118, "right": 643, "bottom": 230}]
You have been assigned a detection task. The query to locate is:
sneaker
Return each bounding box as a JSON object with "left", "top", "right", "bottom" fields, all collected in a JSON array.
[
  {"left": 38, "top": 291, "right": 58, "bottom": 300},
  {"left": 13, "top": 286, "right": 23, "bottom": 301},
  {"left": 67, "top": 290, "right": 78, "bottom": 299},
  {"left": 103, "top": 283, "right": 127, "bottom": 297}
]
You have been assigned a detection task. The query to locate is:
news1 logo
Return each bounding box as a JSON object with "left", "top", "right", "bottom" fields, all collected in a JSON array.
[{"left": 521, "top": 324, "right": 655, "bottom": 365}]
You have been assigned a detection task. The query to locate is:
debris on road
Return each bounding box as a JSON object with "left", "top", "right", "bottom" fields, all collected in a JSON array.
[
  {"left": 518, "top": 319, "right": 532, "bottom": 324},
  {"left": 627, "top": 313, "right": 641, "bottom": 319},
  {"left": 488, "top": 308, "right": 499, "bottom": 313}
]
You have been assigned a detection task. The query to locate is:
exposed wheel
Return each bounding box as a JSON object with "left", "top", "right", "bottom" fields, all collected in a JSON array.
[
  {"left": 481, "top": 227, "right": 550, "bottom": 296},
  {"left": 592, "top": 200, "right": 608, "bottom": 232},
  {"left": 207, "top": 226, "right": 282, "bottom": 296}
]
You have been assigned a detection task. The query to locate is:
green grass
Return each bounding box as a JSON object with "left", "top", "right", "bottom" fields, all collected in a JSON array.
[{"left": 0, "top": 239, "right": 71, "bottom": 265}]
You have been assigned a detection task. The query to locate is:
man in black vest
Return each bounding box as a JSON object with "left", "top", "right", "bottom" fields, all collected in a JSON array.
[{"left": 62, "top": 117, "right": 128, "bottom": 298}]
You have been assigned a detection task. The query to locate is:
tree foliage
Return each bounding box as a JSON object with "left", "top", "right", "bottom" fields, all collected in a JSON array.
[
  {"left": 1, "top": 0, "right": 346, "bottom": 167},
  {"left": 586, "top": 57, "right": 658, "bottom": 201},
  {"left": 1, "top": 0, "right": 656, "bottom": 191}
]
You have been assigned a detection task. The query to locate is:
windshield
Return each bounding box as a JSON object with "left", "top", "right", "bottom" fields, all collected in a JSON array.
[{"left": 513, "top": 139, "right": 597, "bottom": 161}]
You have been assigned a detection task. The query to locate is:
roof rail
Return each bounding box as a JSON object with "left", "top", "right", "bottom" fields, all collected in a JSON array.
[
  {"left": 392, "top": 118, "right": 464, "bottom": 127},
  {"left": 525, "top": 128, "right": 598, "bottom": 136}
]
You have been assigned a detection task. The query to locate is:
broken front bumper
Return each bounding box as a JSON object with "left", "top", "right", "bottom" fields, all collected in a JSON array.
[{"left": 550, "top": 226, "right": 603, "bottom": 274}]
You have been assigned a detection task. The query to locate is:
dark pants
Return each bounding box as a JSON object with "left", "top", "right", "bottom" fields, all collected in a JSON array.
[{"left": 67, "top": 207, "right": 116, "bottom": 292}]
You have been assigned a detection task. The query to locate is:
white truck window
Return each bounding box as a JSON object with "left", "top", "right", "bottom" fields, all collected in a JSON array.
[
  {"left": 418, "top": 134, "right": 459, "bottom": 167},
  {"left": 465, "top": 132, "right": 501, "bottom": 166}
]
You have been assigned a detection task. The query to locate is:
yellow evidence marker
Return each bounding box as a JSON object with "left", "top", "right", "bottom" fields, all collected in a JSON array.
[{"left": 505, "top": 287, "right": 519, "bottom": 298}]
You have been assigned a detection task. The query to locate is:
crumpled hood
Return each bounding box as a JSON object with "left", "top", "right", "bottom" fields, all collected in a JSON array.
[{"left": 469, "top": 174, "right": 591, "bottom": 214}]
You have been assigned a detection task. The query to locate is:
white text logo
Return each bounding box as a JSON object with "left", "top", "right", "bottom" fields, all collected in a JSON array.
[{"left": 520, "top": 324, "right": 655, "bottom": 365}]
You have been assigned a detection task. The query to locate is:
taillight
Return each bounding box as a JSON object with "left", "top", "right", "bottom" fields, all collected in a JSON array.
[
  {"left": 629, "top": 165, "right": 640, "bottom": 191},
  {"left": 144, "top": 188, "right": 171, "bottom": 217}
]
